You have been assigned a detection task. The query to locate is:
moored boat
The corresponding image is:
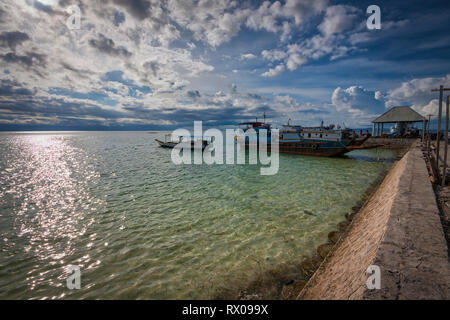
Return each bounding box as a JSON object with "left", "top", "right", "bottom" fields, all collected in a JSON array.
[
  {"left": 277, "top": 124, "right": 371, "bottom": 157},
  {"left": 237, "top": 118, "right": 374, "bottom": 157},
  {"left": 156, "top": 134, "right": 211, "bottom": 150}
]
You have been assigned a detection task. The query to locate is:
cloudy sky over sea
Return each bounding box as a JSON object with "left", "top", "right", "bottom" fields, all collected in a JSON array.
[{"left": 0, "top": 0, "right": 449, "bottom": 130}]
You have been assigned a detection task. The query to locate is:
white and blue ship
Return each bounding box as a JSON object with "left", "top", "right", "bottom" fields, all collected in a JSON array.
[{"left": 238, "top": 118, "right": 375, "bottom": 157}]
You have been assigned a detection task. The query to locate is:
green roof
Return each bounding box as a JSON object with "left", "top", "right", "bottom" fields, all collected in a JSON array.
[{"left": 372, "top": 106, "right": 427, "bottom": 123}]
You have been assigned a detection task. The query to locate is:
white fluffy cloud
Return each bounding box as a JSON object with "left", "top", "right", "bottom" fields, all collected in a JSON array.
[
  {"left": 318, "top": 5, "right": 359, "bottom": 37},
  {"left": 261, "top": 64, "right": 285, "bottom": 77},
  {"left": 167, "top": 0, "right": 249, "bottom": 47},
  {"left": 1, "top": 1, "right": 447, "bottom": 129},
  {"left": 246, "top": 0, "right": 328, "bottom": 36},
  {"left": 332, "top": 86, "right": 386, "bottom": 115},
  {"left": 286, "top": 53, "right": 307, "bottom": 71},
  {"left": 259, "top": 3, "right": 360, "bottom": 77},
  {"left": 387, "top": 74, "right": 450, "bottom": 115},
  {"left": 240, "top": 53, "right": 257, "bottom": 60},
  {"left": 260, "top": 48, "right": 307, "bottom": 75},
  {"left": 167, "top": 0, "right": 328, "bottom": 48},
  {"left": 260, "top": 49, "right": 307, "bottom": 76},
  {"left": 261, "top": 49, "right": 288, "bottom": 61},
  {"left": 329, "top": 75, "right": 450, "bottom": 124}
]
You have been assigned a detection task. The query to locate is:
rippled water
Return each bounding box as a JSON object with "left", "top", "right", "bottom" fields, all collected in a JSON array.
[{"left": 0, "top": 131, "right": 396, "bottom": 299}]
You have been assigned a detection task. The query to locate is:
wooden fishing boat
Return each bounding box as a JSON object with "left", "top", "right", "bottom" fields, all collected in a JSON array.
[
  {"left": 155, "top": 134, "right": 211, "bottom": 150},
  {"left": 155, "top": 139, "right": 178, "bottom": 148}
]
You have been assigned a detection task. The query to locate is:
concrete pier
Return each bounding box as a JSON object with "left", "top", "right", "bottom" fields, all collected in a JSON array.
[
  {"left": 297, "top": 142, "right": 450, "bottom": 300},
  {"left": 364, "top": 137, "right": 416, "bottom": 147}
]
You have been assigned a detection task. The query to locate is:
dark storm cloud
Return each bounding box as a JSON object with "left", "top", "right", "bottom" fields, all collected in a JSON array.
[
  {"left": 33, "top": 0, "right": 54, "bottom": 14},
  {"left": 60, "top": 61, "right": 93, "bottom": 78},
  {"left": 0, "top": 96, "right": 127, "bottom": 120},
  {"left": 113, "top": 11, "right": 126, "bottom": 26},
  {"left": 123, "top": 102, "right": 277, "bottom": 125},
  {"left": 1, "top": 52, "right": 47, "bottom": 68},
  {"left": 58, "top": 0, "right": 72, "bottom": 7},
  {"left": 246, "top": 93, "right": 263, "bottom": 100},
  {"left": 187, "top": 90, "right": 201, "bottom": 99},
  {"left": 113, "top": 0, "right": 151, "bottom": 21},
  {"left": 0, "top": 31, "right": 30, "bottom": 50},
  {"left": 0, "top": 94, "right": 254, "bottom": 130},
  {"left": 89, "top": 34, "right": 132, "bottom": 58},
  {"left": 123, "top": 104, "right": 248, "bottom": 124},
  {"left": 0, "top": 79, "right": 33, "bottom": 96},
  {"left": 143, "top": 61, "right": 159, "bottom": 77}
]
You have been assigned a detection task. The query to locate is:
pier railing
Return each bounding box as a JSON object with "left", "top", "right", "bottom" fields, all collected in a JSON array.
[
  {"left": 428, "top": 87, "right": 450, "bottom": 186},
  {"left": 424, "top": 139, "right": 450, "bottom": 186}
]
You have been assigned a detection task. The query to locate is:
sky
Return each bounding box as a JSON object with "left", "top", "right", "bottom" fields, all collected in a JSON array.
[{"left": 0, "top": 0, "right": 449, "bottom": 131}]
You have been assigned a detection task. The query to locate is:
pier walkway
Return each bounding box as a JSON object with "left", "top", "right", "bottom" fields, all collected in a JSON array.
[{"left": 298, "top": 142, "right": 450, "bottom": 299}]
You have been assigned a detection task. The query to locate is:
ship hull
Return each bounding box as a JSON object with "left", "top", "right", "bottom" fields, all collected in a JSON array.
[
  {"left": 242, "top": 137, "right": 365, "bottom": 157},
  {"left": 244, "top": 143, "right": 350, "bottom": 157},
  {"left": 277, "top": 144, "right": 349, "bottom": 157},
  {"left": 238, "top": 119, "right": 374, "bottom": 157}
]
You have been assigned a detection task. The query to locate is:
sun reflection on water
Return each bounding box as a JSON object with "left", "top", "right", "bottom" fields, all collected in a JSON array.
[
  {"left": 0, "top": 132, "right": 396, "bottom": 300},
  {"left": 0, "top": 134, "right": 103, "bottom": 296}
]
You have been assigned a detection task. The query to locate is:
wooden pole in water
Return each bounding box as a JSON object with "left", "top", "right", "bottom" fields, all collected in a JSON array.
[{"left": 443, "top": 96, "right": 449, "bottom": 186}]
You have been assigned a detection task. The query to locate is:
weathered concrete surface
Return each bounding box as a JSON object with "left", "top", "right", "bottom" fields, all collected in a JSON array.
[
  {"left": 364, "top": 137, "right": 415, "bottom": 147},
  {"left": 297, "top": 143, "right": 450, "bottom": 300},
  {"left": 365, "top": 143, "right": 450, "bottom": 299},
  {"left": 297, "top": 152, "right": 406, "bottom": 299}
]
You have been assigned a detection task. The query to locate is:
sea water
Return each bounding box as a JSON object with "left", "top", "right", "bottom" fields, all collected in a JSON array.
[{"left": 0, "top": 131, "right": 396, "bottom": 299}]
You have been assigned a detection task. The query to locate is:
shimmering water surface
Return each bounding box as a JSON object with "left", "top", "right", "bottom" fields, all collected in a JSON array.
[{"left": 0, "top": 131, "right": 396, "bottom": 299}]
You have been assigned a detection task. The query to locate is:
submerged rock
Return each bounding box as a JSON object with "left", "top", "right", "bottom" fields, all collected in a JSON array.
[
  {"left": 328, "top": 230, "right": 343, "bottom": 243},
  {"left": 338, "top": 220, "right": 350, "bottom": 231},
  {"left": 303, "top": 210, "right": 315, "bottom": 216},
  {"left": 301, "top": 257, "right": 321, "bottom": 276},
  {"left": 284, "top": 279, "right": 294, "bottom": 286},
  {"left": 345, "top": 212, "right": 355, "bottom": 221},
  {"left": 281, "top": 280, "right": 307, "bottom": 300},
  {"left": 238, "top": 291, "right": 262, "bottom": 300},
  {"left": 317, "top": 243, "right": 334, "bottom": 259}
]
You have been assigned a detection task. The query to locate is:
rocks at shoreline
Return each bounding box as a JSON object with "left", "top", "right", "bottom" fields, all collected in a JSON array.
[
  {"left": 338, "top": 220, "right": 350, "bottom": 231},
  {"left": 281, "top": 280, "right": 307, "bottom": 300},
  {"left": 317, "top": 243, "right": 334, "bottom": 259},
  {"left": 301, "top": 257, "right": 321, "bottom": 276},
  {"left": 328, "top": 230, "right": 343, "bottom": 243},
  {"left": 345, "top": 212, "right": 355, "bottom": 221}
]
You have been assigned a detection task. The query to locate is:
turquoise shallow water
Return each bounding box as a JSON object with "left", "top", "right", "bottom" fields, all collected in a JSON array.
[{"left": 0, "top": 131, "right": 396, "bottom": 299}]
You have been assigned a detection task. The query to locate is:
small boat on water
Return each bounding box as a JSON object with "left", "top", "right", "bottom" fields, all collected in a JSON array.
[
  {"left": 155, "top": 134, "right": 211, "bottom": 150},
  {"left": 238, "top": 117, "right": 379, "bottom": 157}
]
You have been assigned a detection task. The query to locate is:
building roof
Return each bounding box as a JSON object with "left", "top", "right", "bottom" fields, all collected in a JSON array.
[{"left": 372, "top": 106, "right": 427, "bottom": 123}]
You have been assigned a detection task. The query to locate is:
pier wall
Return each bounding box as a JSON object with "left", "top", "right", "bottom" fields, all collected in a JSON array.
[
  {"left": 297, "top": 142, "right": 450, "bottom": 300},
  {"left": 364, "top": 137, "right": 416, "bottom": 147}
]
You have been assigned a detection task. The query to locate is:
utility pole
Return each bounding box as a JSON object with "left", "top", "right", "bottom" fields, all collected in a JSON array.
[
  {"left": 443, "top": 95, "right": 450, "bottom": 186},
  {"left": 427, "top": 114, "right": 433, "bottom": 156},
  {"left": 431, "top": 86, "right": 450, "bottom": 180}
]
